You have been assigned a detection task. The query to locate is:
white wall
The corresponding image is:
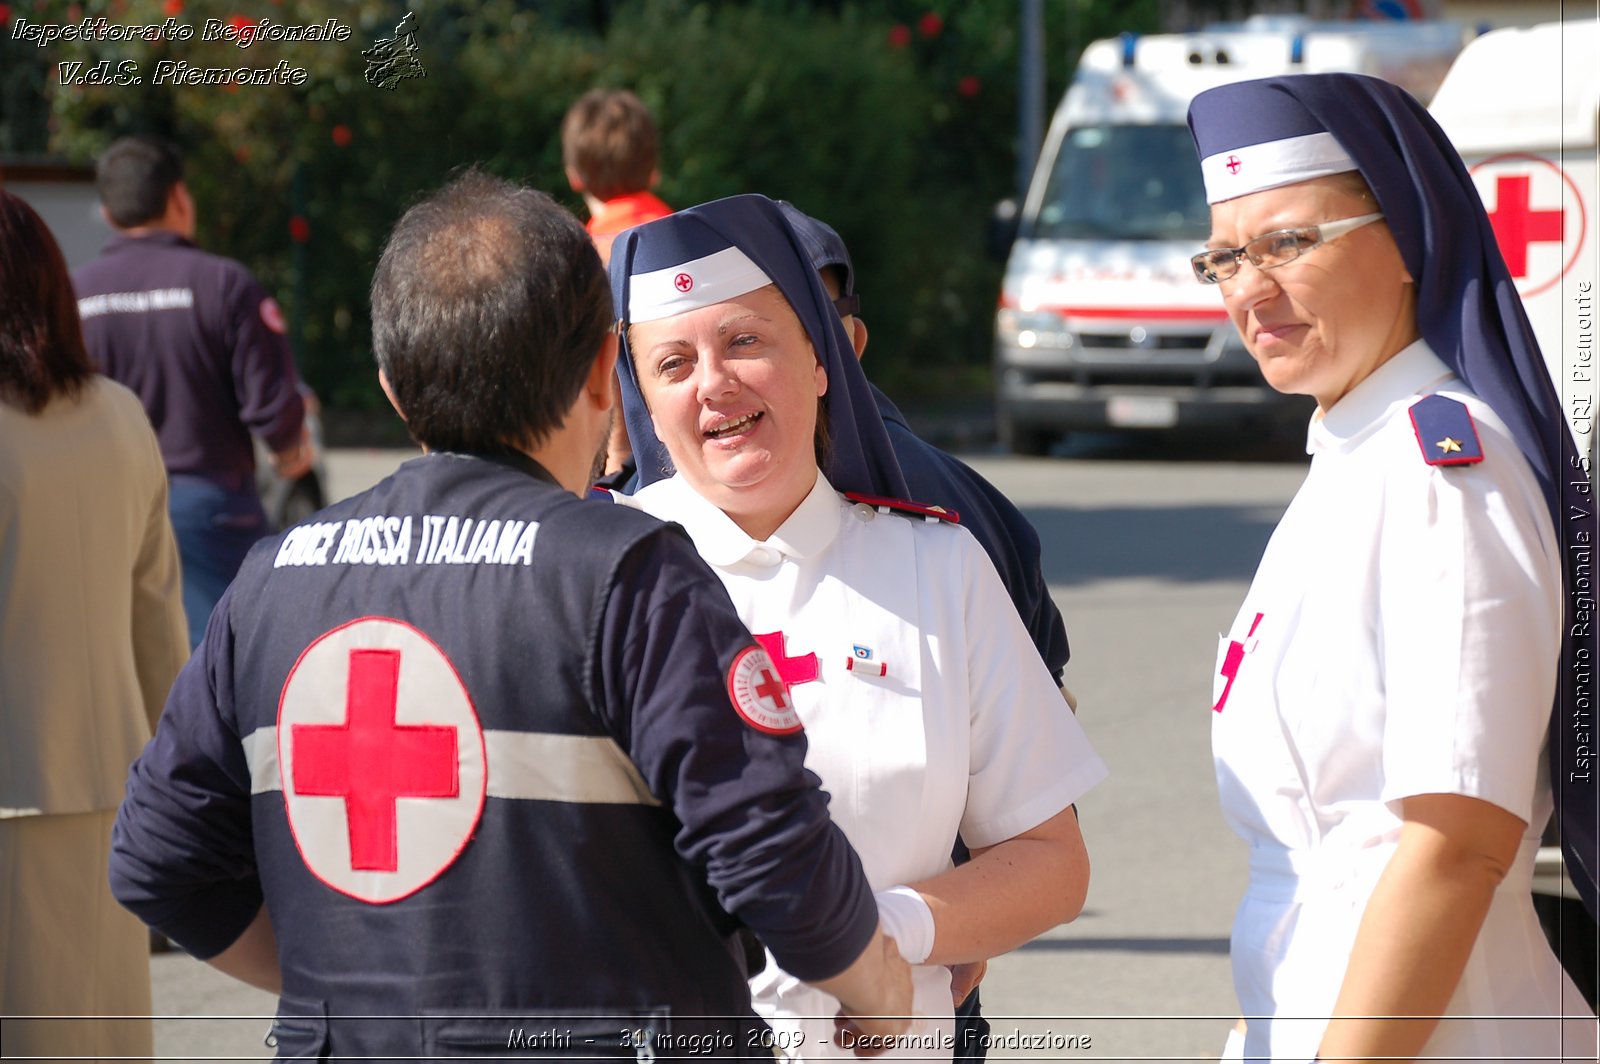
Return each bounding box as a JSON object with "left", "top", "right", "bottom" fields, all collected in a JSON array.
[{"left": 5, "top": 179, "right": 111, "bottom": 271}]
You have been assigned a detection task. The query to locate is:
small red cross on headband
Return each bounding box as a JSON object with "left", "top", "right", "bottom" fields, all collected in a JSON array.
[{"left": 674, "top": 273, "right": 694, "bottom": 292}]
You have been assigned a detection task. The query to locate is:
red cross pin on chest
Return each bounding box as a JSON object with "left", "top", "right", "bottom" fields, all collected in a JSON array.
[
  {"left": 279, "top": 617, "right": 486, "bottom": 904},
  {"left": 1213, "top": 612, "right": 1264, "bottom": 713},
  {"left": 754, "top": 631, "right": 820, "bottom": 688}
]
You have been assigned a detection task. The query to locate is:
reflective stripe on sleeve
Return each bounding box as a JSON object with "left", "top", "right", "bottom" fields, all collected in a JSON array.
[{"left": 242, "top": 726, "right": 661, "bottom": 807}]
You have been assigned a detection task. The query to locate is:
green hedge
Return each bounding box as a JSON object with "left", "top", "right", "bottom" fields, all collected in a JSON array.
[{"left": 18, "top": 0, "right": 1157, "bottom": 412}]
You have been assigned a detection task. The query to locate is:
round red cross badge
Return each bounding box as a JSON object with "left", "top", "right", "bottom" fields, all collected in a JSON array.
[
  {"left": 259, "top": 297, "right": 288, "bottom": 334},
  {"left": 277, "top": 617, "right": 486, "bottom": 904},
  {"left": 674, "top": 273, "right": 694, "bottom": 293},
  {"left": 727, "top": 644, "right": 803, "bottom": 735}
]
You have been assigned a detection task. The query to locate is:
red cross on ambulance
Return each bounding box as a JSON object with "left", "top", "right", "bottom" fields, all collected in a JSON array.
[
  {"left": 1469, "top": 153, "right": 1587, "bottom": 299},
  {"left": 278, "top": 617, "right": 487, "bottom": 904}
]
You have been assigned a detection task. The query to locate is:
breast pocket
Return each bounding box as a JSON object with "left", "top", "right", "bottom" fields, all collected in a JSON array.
[{"left": 264, "top": 995, "right": 327, "bottom": 1061}]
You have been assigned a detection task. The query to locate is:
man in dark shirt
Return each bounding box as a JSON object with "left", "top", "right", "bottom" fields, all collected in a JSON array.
[
  {"left": 109, "top": 172, "right": 910, "bottom": 1059},
  {"left": 74, "top": 136, "right": 309, "bottom": 648}
]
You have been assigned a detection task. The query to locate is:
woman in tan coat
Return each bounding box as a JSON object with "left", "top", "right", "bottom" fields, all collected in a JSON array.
[{"left": 0, "top": 189, "right": 188, "bottom": 1059}]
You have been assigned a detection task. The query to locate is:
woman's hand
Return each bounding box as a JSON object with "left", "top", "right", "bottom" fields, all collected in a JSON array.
[
  {"left": 950, "top": 960, "right": 988, "bottom": 1005},
  {"left": 907, "top": 805, "right": 1089, "bottom": 967}
]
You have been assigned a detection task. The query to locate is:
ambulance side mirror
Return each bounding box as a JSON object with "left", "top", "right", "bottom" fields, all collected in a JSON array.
[{"left": 988, "top": 199, "right": 1020, "bottom": 262}]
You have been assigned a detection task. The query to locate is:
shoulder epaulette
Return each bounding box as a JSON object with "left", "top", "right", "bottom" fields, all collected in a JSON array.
[
  {"left": 1407, "top": 394, "right": 1483, "bottom": 467},
  {"left": 843, "top": 492, "right": 961, "bottom": 524}
]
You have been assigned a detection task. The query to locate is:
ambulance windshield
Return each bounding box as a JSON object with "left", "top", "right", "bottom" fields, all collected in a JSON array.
[{"left": 1028, "top": 124, "right": 1210, "bottom": 241}]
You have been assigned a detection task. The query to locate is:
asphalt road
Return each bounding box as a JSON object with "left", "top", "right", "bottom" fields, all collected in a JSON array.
[{"left": 140, "top": 439, "right": 1312, "bottom": 1063}]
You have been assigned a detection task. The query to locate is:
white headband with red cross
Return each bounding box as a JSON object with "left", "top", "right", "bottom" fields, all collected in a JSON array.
[
  {"left": 1200, "top": 131, "right": 1358, "bottom": 204},
  {"left": 627, "top": 246, "right": 773, "bottom": 324}
]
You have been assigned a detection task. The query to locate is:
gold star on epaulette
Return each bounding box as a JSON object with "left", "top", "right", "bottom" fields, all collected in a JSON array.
[{"left": 1436, "top": 437, "right": 1463, "bottom": 454}]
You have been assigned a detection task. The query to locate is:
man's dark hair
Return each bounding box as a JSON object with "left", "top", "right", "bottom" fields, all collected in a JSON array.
[
  {"left": 96, "top": 136, "right": 185, "bottom": 229},
  {"left": 371, "top": 170, "right": 611, "bottom": 455},
  {"left": 0, "top": 191, "right": 95, "bottom": 414},
  {"left": 561, "top": 89, "right": 659, "bottom": 202}
]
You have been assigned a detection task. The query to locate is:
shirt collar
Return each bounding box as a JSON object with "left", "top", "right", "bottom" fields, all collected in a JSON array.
[
  {"left": 1305, "top": 339, "right": 1455, "bottom": 455},
  {"left": 634, "top": 471, "right": 841, "bottom": 568},
  {"left": 587, "top": 191, "right": 673, "bottom": 237},
  {"left": 102, "top": 230, "right": 196, "bottom": 255}
]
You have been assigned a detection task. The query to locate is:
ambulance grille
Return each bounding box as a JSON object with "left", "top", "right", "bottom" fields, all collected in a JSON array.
[{"left": 1078, "top": 331, "right": 1210, "bottom": 351}]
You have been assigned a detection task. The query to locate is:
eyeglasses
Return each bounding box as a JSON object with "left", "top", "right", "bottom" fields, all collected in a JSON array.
[{"left": 1191, "top": 212, "right": 1386, "bottom": 285}]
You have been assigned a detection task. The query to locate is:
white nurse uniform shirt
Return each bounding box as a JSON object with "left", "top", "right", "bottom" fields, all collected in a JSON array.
[
  {"left": 1212, "top": 340, "right": 1594, "bottom": 1061},
  {"left": 620, "top": 471, "right": 1107, "bottom": 1061}
]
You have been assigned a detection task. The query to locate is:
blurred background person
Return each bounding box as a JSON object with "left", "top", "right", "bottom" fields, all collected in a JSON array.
[
  {"left": 1188, "top": 73, "right": 1596, "bottom": 1062},
  {"left": 0, "top": 189, "right": 188, "bottom": 1061},
  {"left": 73, "top": 135, "right": 310, "bottom": 649},
  {"left": 563, "top": 88, "right": 675, "bottom": 267},
  {"left": 563, "top": 88, "right": 676, "bottom": 489}
]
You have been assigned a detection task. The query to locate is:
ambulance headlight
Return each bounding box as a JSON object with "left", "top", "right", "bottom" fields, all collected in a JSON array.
[{"left": 998, "top": 309, "right": 1074, "bottom": 349}]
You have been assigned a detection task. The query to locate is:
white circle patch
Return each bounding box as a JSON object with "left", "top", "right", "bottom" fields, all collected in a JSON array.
[
  {"left": 726, "top": 645, "right": 803, "bottom": 735},
  {"left": 277, "top": 616, "right": 486, "bottom": 904}
]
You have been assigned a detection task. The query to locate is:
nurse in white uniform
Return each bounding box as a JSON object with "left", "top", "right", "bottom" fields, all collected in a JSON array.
[
  {"left": 1187, "top": 75, "right": 1598, "bottom": 1061},
  {"left": 606, "top": 195, "right": 1107, "bottom": 1061}
]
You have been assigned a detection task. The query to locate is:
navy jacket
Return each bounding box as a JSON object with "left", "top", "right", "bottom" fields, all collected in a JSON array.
[
  {"left": 74, "top": 231, "right": 304, "bottom": 490},
  {"left": 111, "top": 452, "right": 876, "bottom": 1059}
]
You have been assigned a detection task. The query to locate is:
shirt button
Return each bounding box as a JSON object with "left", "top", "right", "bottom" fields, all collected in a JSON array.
[
  {"left": 853, "top": 504, "right": 875, "bottom": 522},
  {"left": 746, "top": 546, "right": 780, "bottom": 566}
]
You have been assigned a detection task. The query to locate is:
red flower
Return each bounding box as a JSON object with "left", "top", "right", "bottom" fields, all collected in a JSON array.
[
  {"left": 331, "top": 125, "right": 352, "bottom": 148},
  {"left": 887, "top": 24, "right": 911, "bottom": 49},
  {"left": 288, "top": 217, "right": 311, "bottom": 244},
  {"left": 0, "top": 5, "right": 11, "bottom": 27},
  {"left": 234, "top": 144, "right": 251, "bottom": 163},
  {"left": 957, "top": 75, "right": 981, "bottom": 98},
  {"left": 228, "top": 15, "right": 257, "bottom": 31},
  {"left": 918, "top": 12, "right": 943, "bottom": 38},
  {"left": 163, "top": 0, "right": 182, "bottom": 15}
]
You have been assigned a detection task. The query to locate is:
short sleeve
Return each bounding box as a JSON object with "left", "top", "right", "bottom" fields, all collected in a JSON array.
[
  {"left": 1377, "top": 418, "right": 1562, "bottom": 823},
  {"left": 956, "top": 531, "right": 1108, "bottom": 849}
]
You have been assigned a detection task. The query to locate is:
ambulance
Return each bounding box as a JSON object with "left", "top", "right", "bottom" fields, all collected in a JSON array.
[
  {"left": 993, "top": 16, "right": 1464, "bottom": 453},
  {"left": 1428, "top": 18, "right": 1599, "bottom": 476}
]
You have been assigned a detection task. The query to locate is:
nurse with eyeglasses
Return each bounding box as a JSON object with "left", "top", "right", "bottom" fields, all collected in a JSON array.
[{"left": 1188, "top": 74, "right": 1597, "bottom": 1063}]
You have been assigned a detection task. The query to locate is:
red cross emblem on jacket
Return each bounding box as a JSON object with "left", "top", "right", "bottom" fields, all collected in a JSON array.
[{"left": 279, "top": 617, "right": 486, "bottom": 904}]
